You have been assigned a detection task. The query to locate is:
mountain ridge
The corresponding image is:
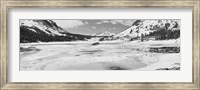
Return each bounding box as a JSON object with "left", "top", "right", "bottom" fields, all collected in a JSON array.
[
  {"left": 20, "top": 20, "right": 93, "bottom": 43},
  {"left": 92, "top": 31, "right": 115, "bottom": 36},
  {"left": 113, "top": 20, "right": 180, "bottom": 41},
  {"left": 20, "top": 19, "right": 180, "bottom": 43}
]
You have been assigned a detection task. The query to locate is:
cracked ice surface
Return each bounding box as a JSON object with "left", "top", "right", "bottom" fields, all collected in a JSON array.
[{"left": 20, "top": 40, "right": 180, "bottom": 71}]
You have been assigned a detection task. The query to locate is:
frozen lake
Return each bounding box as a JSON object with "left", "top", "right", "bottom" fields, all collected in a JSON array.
[{"left": 20, "top": 40, "right": 180, "bottom": 70}]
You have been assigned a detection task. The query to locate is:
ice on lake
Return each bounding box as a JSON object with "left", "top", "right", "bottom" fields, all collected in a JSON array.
[{"left": 20, "top": 40, "right": 180, "bottom": 70}]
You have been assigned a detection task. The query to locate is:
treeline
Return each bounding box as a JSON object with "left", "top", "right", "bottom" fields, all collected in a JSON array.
[
  {"left": 20, "top": 26, "right": 92, "bottom": 43},
  {"left": 148, "top": 22, "right": 180, "bottom": 40},
  {"left": 148, "top": 28, "right": 180, "bottom": 40}
]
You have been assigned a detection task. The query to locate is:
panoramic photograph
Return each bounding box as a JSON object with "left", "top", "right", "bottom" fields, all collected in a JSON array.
[{"left": 20, "top": 19, "right": 180, "bottom": 70}]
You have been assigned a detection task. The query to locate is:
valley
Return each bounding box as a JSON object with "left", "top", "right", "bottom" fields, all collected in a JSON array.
[{"left": 19, "top": 19, "right": 181, "bottom": 70}]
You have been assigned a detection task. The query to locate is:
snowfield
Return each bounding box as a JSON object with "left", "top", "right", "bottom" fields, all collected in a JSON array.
[{"left": 20, "top": 40, "right": 180, "bottom": 70}]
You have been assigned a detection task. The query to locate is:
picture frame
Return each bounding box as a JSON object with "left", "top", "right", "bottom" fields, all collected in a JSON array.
[{"left": 0, "top": 0, "right": 199, "bottom": 90}]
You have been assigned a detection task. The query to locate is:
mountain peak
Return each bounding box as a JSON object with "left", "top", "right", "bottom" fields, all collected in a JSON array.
[
  {"left": 93, "top": 31, "right": 115, "bottom": 36},
  {"left": 132, "top": 20, "right": 143, "bottom": 26},
  {"left": 114, "top": 20, "right": 180, "bottom": 40},
  {"left": 20, "top": 20, "right": 67, "bottom": 36}
]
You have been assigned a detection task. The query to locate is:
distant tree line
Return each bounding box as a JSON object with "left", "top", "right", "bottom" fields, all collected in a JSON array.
[{"left": 148, "top": 28, "right": 180, "bottom": 40}]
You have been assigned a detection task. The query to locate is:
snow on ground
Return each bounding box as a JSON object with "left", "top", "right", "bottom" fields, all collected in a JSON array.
[
  {"left": 135, "top": 53, "right": 180, "bottom": 70},
  {"left": 20, "top": 40, "right": 180, "bottom": 70},
  {"left": 125, "top": 39, "right": 180, "bottom": 47}
]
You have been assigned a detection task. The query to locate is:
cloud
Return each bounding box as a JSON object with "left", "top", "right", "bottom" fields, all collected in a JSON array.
[
  {"left": 96, "top": 22, "right": 102, "bottom": 24},
  {"left": 110, "top": 21, "right": 117, "bottom": 24},
  {"left": 111, "top": 20, "right": 136, "bottom": 26},
  {"left": 52, "top": 20, "right": 85, "bottom": 29},
  {"left": 95, "top": 20, "right": 136, "bottom": 26},
  {"left": 101, "top": 20, "right": 110, "bottom": 23},
  {"left": 96, "top": 20, "right": 110, "bottom": 24},
  {"left": 84, "top": 21, "right": 89, "bottom": 25},
  {"left": 92, "top": 26, "right": 96, "bottom": 29}
]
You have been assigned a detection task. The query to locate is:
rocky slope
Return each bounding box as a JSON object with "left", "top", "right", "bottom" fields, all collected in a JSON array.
[
  {"left": 20, "top": 20, "right": 66, "bottom": 36},
  {"left": 114, "top": 20, "right": 180, "bottom": 41},
  {"left": 20, "top": 20, "right": 92, "bottom": 43}
]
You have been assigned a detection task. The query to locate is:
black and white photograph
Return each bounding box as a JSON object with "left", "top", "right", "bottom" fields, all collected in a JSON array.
[{"left": 20, "top": 19, "right": 180, "bottom": 70}]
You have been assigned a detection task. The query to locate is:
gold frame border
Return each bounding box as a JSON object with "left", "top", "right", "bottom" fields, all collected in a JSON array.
[{"left": 0, "top": 0, "right": 199, "bottom": 90}]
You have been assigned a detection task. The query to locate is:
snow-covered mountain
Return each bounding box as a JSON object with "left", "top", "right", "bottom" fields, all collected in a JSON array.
[
  {"left": 114, "top": 20, "right": 180, "bottom": 40},
  {"left": 20, "top": 20, "right": 66, "bottom": 36},
  {"left": 20, "top": 20, "right": 92, "bottom": 43},
  {"left": 92, "top": 31, "right": 115, "bottom": 36}
]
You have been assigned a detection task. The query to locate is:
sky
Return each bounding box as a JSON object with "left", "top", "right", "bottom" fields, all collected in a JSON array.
[{"left": 52, "top": 20, "right": 136, "bottom": 35}]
